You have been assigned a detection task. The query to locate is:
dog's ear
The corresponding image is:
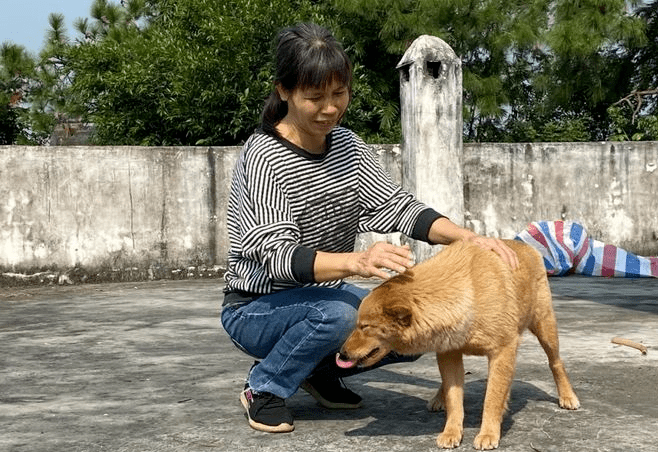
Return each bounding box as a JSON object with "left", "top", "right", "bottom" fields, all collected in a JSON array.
[{"left": 384, "top": 303, "right": 413, "bottom": 327}]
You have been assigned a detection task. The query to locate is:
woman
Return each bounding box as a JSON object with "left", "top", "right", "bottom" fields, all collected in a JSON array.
[{"left": 221, "top": 22, "right": 518, "bottom": 433}]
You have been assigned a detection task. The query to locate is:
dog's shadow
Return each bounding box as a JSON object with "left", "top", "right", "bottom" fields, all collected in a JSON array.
[{"left": 291, "top": 367, "right": 559, "bottom": 439}]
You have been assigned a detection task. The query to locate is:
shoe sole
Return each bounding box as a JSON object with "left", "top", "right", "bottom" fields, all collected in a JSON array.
[
  {"left": 299, "top": 380, "right": 363, "bottom": 410},
  {"left": 240, "top": 392, "right": 295, "bottom": 433}
]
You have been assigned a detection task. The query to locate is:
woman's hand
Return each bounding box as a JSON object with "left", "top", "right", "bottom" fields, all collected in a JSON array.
[
  {"left": 464, "top": 235, "right": 520, "bottom": 270},
  {"left": 428, "top": 217, "right": 519, "bottom": 270},
  {"left": 314, "top": 242, "right": 414, "bottom": 282},
  {"left": 313, "top": 231, "right": 519, "bottom": 283},
  {"left": 349, "top": 242, "right": 415, "bottom": 280}
]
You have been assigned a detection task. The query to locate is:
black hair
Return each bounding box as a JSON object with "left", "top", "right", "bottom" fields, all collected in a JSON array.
[{"left": 261, "top": 23, "right": 353, "bottom": 135}]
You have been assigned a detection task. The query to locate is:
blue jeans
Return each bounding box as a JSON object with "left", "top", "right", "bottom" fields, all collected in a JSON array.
[{"left": 221, "top": 283, "right": 419, "bottom": 399}]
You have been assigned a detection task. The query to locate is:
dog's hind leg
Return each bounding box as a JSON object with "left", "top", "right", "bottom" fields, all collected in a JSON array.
[
  {"left": 475, "top": 340, "right": 519, "bottom": 450},
  {"left": 529, "top": 283, "right": 580, "bottom": 410},
  {"left": 433, "top": 351, "right": 465, "bottom": 449}
]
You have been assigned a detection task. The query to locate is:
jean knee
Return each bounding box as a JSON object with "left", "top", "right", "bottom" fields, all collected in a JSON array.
[{"left": 314, "top": 292, "right": 359, "bottom": 346}]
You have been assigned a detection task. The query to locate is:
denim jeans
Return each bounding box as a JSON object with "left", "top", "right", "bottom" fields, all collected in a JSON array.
[{"left": 220, "top": 283, "right": 419, "bottom": 399}]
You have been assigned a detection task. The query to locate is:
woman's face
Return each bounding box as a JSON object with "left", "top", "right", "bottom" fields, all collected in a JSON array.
[{"left": 277, "top": 78, "right": 350, "bottom": 150}]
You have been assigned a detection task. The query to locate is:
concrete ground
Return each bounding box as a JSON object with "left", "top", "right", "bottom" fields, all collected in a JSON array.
[{"left": 1, "top": 276, "right": 657, "bottom": 452}]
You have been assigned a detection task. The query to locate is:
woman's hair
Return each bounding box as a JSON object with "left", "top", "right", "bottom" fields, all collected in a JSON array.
[{"left": 261, "top": 23, "right": 353, "bottom": 134}]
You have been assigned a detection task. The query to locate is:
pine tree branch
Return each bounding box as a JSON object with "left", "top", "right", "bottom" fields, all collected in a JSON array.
[{"left": 612, "top": 89, "right": 658, "bottom": 123}]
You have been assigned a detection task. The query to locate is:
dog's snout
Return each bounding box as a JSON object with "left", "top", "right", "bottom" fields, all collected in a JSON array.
[{"left": 335, "top": 351, "right": 357, "bottom": 369}]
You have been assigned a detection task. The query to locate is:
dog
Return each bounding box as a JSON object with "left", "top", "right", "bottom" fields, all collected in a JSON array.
[{"left": 336, "top": 239, "right": 580, "bottom": 450}]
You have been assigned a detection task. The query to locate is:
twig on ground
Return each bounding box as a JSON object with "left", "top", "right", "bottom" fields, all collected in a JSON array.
[{"left": 611, "top": 337, "right": 648, "bottom": 355}]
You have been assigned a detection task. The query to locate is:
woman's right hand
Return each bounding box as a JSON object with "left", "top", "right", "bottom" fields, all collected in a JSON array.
[
  {"left": 313, "top": 242, "right": 415, "bottom": 282},
  {"left": 349, "top": 242, "right": 415, "bottom": 280}
]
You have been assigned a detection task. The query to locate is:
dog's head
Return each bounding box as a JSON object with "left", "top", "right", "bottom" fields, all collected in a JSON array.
[{"left": 336, "top": 273, "right": 416, "bottom": 369}]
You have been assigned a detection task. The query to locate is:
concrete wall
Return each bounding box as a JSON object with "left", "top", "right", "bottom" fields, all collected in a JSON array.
[
  {"left": 0, "top": 146, "right": 238, "bottom": 283},
  {"left": 462, "top": 142, "right": 658, "bottom": 256},
  {"left": 1, "top": 141, "right": 657, "bottom": 284}
]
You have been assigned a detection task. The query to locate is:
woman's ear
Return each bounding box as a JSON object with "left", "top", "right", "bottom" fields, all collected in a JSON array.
[{"left": 275, "top": 83, "right": 289, "bottom": 102}]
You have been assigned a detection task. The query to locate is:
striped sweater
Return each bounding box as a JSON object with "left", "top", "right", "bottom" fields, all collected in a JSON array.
[{"left": 223, "top": 127, "right": 443, "bottom": 299}]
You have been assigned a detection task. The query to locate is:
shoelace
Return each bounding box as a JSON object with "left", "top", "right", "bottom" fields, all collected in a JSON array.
[{"left": 248, "top": 389, "right": 285, "bottom": 408}]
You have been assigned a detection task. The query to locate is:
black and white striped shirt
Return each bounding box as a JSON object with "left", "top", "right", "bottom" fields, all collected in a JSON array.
[{"left": 223, "top": 127, "right": 443, "bottom": 300}]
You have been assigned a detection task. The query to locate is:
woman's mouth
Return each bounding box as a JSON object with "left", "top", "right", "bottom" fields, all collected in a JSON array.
[{"left": 315, "top": 120, "right": 335, "bottom": 129}]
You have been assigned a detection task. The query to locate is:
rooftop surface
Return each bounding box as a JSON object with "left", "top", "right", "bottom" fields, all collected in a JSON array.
[{"left": 2, "top": 276, "right": 657, "bottom": 452}]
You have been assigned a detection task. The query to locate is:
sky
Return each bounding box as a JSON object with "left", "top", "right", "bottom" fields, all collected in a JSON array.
[{"left": 1, "top": 0, "right": 94, "bottom": 55}]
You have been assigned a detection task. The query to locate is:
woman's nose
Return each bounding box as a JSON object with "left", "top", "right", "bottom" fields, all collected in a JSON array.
[{"left": 322, "top": 100, "right": 339, "bottom": 115}]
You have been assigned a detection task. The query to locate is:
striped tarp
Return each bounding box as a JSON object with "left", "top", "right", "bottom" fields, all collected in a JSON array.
[{"left": 514, "top": 220, "right": 658, "bottom": 278}]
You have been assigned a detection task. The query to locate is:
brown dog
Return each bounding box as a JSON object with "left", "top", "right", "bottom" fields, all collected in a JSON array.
[{"left": 336, "top": 239, "right": 580, "bottom": 450}]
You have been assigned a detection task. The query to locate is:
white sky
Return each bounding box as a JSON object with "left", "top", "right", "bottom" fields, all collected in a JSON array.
[{"left": 1, "top": 0, "right": 94, "bottom": 55}]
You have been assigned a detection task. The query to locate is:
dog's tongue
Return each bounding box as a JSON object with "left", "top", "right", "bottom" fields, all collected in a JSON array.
[{"left": 335, "top": 352, "right": 355, "bottom": 369}]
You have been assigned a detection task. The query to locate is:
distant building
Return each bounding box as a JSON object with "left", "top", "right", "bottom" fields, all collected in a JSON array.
[{"left": 49, "top": 121, "right": 94, "bottom": 145}]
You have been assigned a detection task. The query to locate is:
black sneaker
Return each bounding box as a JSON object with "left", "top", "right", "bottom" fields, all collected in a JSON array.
[
  {"left": 240, "top": 386, "right": 294, "bottom": 433},
  {"left": 300, "top": 375, "right": 362, "bottom": 409}
]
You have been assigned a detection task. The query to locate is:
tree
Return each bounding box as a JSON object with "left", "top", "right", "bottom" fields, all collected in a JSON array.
[
  {"left": 331, "top": 0, "right": 647, "bottom": 142},
  {"left": 29, "top": 0, "right": 407, "bottom": 145},
  {"left": 607, "top": 1, "right": 658, "bottom": 141},
  {"left": 1, "top": 13, "right": 80, "bottom": 145},
  {"left": 13, "top": 0, "right": 657, "bottom": 144},
  {"left": 323, "top": 9, "right": 404, "bottom": 143},
  {"left": 0, "top": 43, "right": 39, "bottom": 144},
  {"left": 0, "top": 67, "right": 21, "bottom": 144},
  {"left": 629, "top": 1, "right": 658, "bottom": 93},
  {"left": 532, "top": 0, "right": 647, "bottom": 141},
  {"left": 29, "top": 13, "right": 75, "bottom": 144},
  {"left": 59, "top": 0, "right": 331, "bottom": 145}
]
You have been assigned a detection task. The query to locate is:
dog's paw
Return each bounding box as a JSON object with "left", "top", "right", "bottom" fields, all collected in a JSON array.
[
  {"left": 436, "top": 428, "right": 462, "bottom": 449},
  {"left": 473, "top": 431, "right": 500, "bottom": 450},
  {"left": 559, "top": 393, "right": 580, "bottom": 410},
  {"left": 426, "top": 391, "right": 444, "bottom": 412}
]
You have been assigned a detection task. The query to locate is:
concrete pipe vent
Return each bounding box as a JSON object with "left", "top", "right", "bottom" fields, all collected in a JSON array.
[
  {"left": 396, "top": 35, "right": 464, "bottom": 261},
  {"left": 426, "top": 61, "right": 442, "bottom": 79}
]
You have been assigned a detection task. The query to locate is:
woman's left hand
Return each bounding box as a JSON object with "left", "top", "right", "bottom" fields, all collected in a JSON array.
[
  {"left": 428, "top": 217, "right": 519, "bottom": 270},
  {"left": 465, "top": 235, "right": 519, "bottom": 270}
]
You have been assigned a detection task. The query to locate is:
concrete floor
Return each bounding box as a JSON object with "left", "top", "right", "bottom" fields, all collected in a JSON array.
[{"left": 1, "top": 276, "right": 657, "bottom": 452}]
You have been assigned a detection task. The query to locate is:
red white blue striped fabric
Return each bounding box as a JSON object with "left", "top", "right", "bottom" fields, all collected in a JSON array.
[{"left": 515, "top": 220, "right": 658, "bottom": 278}]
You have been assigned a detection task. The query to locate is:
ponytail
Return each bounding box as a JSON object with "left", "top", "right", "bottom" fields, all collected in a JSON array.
[{"left": 261, "top": 91, "right": 287, "bottom": 135}]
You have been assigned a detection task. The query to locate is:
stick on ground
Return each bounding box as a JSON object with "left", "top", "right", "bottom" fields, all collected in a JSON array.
[{"left": 611, "top": 337, "right": 648, "bottom": 355}]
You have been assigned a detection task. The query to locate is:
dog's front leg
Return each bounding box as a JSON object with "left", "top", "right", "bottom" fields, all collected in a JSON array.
[
  {"left": 434, "top": 351, "right": 465, "bottom": 449},
  {"left": 474, "top": 341, "right": 518, "bottom": 450}
]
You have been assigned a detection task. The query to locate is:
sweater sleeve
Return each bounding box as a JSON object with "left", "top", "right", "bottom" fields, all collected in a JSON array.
[
  {"left": 235, "top": 147, "right": 315, "bottom": 285},
  {"left": 356, "top": 139, "right": 445, "bottom": 242}
]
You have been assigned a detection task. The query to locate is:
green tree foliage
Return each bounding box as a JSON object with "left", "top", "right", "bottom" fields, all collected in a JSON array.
[
  {"left": 61, "top": 0, "right": 327, "bottom": 145},
  {"left": 535, "top": 0, "right": 647, "bottom": 141},
  {"left": 0, "top": 43, "right": 35, "bottom": 144},
  {"left": 0, "top": 102, "right": 19, "bottom": 144},
  {"left": 30, "top": 13, "right": 74, "bottom": 144},
  {"left": 1, "top": 14, "right": 77, "bottom": 144},
  {"left": 61, "top": 0, "right": 403, "bottom": 145},
  {"left": 630, "top": 1, "right": 658, "bottom": 92},
  {"left": 4, "top": 0, "right": 657, "bottom": 145},
  {"left": 332, "top": 0, "right": 647, "bottom": 142},
  {"left": 323, "top": 10, "right": 404, "bottom": 143},
  {"left": 607, "top": 1, "right": 658, "bottom": 141}
]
